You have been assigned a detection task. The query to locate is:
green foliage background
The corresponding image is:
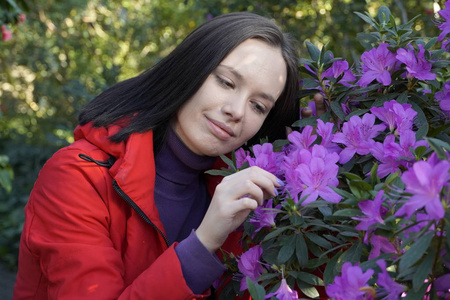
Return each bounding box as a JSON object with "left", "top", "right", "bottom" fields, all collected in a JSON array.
[{"left": 0, "top": 0, "right": 444, "bottom": 269}]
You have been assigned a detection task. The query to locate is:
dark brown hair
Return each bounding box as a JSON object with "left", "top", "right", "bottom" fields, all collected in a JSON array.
[{"left": 79, "top": 12, "right": 299, "bottom": 152}]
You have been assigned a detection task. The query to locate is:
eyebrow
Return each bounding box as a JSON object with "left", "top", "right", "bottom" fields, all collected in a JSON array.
[{"left": 218, "top": 64, "right": 276, "bottom": 104}]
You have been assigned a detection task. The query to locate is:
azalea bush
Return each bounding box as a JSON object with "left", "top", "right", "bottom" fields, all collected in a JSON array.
[
  {"left": 214, "top": 4, "right": 450, "bottom": 300},
  {"left": 0, "top": 0, "right": 28, "bottom": 41}
]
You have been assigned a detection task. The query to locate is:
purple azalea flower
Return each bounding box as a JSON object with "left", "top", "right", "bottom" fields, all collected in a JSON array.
[
  {"left": 370, "top": 100, "right": 417, "bottom": 135},
  {"left": 435, "top": 274, "right": 450, "bottom": 292},
  {"left": 332, "top": 114, "right": 386, "bottom": 164},
  {"left": 288, "top": 126, "right": 317, "bottom": 150},
  {"left": 436, "top": 81, "right": 450, "bottom": 118},
  {"left": 265, "top": 278, "right": 299, "bottom": 300},
  {"left": 326, "top": 262, "right": 374, "bottom": 299},
  {"left": 300, "top": 100, "right": 317, "bottom": 119},
  {"left": 246, "top": 143, "right": 279, "bottom": 175},
  {"left": 357, "top": 43, "right": 397, "bottom": 87},
  {"left": 437, "top": 0, "right": 450, "bottom": 41},
  {"left": 282, "top": 148, "right": 312, "bottom": 202},
  {"left": 296, "top": 145, "right": 341, "bottom": 205},
  {"left": 395, "top": 159, "right": 450, "bottom": 220},
  {"left": 376, "top": 260, "right": 405, "bottom": 300},
  {"left": 371, "top": 131, "right": 427, "bottom": 178},
  {"left": 238, "top": 245, "right": 265, "bottom": 291},
  {"left": 402, "top": 213, "right": 436, "bottom": 239},
  {"left": 428, "top": 151, "right": 450, "bottom": 166},
  {"left": 368, "top": 235, "right": 397, "bottom": 259},
  {"left": 396, "top": 44, "right": 436, "bottom": 81},
  {"left": 442, "top": 40, "right": 450, "bottom": 52},
  {"left": 316, "top": 119, "right": 342, "bottom": 154},
  {"left": 249, "top": 199, "right": 281, "bottom": 236},
  {"left": 322, "top": 60, "right": 356, "bottom": 87},
  {"left": 353, "top": 190, "right": 385, "bottom": 238},
  {"left": 235, "top": 148, "right": 249, "bottom": 169}
]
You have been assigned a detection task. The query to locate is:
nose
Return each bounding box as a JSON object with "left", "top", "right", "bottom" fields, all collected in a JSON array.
[{"left": 221, "top": 96, "right": 246, "bottom": 122}]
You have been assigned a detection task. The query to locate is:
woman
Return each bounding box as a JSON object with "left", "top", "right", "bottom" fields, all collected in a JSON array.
[{"left": 13, "top": 12, "right": 299, "bottom": 299}]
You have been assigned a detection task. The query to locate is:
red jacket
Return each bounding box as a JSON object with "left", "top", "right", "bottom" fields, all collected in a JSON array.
[{"left": 13, "top": 122, "right": 242, "bottom": 299}]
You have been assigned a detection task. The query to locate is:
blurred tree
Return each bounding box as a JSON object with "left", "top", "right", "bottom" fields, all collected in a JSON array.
[{"left": 0, "top": 0, "right": 444, "bottom": 269}]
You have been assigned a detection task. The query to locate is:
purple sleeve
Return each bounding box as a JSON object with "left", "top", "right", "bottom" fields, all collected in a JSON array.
[{"left": 175, "top": 230, "right": 227, "bottom": 294}]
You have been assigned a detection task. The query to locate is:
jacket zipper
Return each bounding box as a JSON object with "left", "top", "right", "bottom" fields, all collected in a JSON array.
[{"left": 112, "top": 179, "right": 169, "bottom": 248}]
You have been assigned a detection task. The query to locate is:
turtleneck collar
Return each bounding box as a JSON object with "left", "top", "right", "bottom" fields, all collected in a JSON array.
[{"left": 155, "top": 128, "right": 217, "bottom": 185}]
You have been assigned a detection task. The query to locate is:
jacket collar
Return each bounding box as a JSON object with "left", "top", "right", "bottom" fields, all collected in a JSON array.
[{"left": 74, "top": 122, "right": 164, "bottom": 231}]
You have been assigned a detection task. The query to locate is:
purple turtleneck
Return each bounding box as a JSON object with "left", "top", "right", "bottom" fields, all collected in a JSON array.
[{"left": 154, "top": 128, "right": 226, "bottom": 294}]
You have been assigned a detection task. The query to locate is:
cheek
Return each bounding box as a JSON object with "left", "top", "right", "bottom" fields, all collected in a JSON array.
[{"left": 241, "top": 117, "right": 266, "bottom": 140}]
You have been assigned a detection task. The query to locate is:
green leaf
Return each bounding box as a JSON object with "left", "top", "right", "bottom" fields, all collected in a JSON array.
[
  {"left": 299, "top": 286, "right": 320, "bottom": 299},
  {"left": 370, "top": 163, "right": 380, "bottom": 186},
  {"left": 333, "top": 208, "right": 362, "bottom": 217},
  {"left": 412, "top": 251, "right": 434, "bottom": 292},
  {"left": 323, "top": 234, "right": 342, "bottom": 244},
  {"left": 296, "top": 234, "right": 309, "bottom": 267},
  {"left": 356, "top": 32, "right": 381, "bottom": 49},
  {"left": 305, "top": 41, "right": 321, "bottom": 62},
  {"left": 389, "top": 14, "right": 398, "bottom": 33},
  {"left": 302, "top": 78, "right": 320, "bottom": 88},
  {"left": 409, "top": 101, "right": 428, "bottom": 140},
  {"left": 330, "top": 101, "right": 345, "bottom": 121},
  {"left": 317, "top": 42, "right": 328, "bottom": 66},
  {"left": 319, "top": 111, "right": 332, "bottom": 124},
  {"left": 318, "top": 205, "right": 332, "bottom": 217},
  {"left": 219, "top": 154, "right": 236, "bottom": 171},
  {"left": 400, "top": 14, "right": 422, "bottom": 30},
  {"left": 396, "top": 91, "right": 409, "bottom": 104},
  {"left": 425, "top": 37, "right": 438, "bottom": 50},
  {"left": 292, "top": 117, "right": 318, "bottom": 128},
  {"left": 272, "top": 139, "right": 289, "bottom": 151},
  {"left": 204, "top": 168, "right": 234, "bottom": 176},
  {"left": 403, "top": 283, "right": 428, "bottom": 300},
  {"left": 354, "top": 11, "right": 378, "bottom": 29},
  {"left": 330, "top": 186, "right": 357, "bottom": 200},
  {"left": 430, "top": 50, "right": 447, "bottom": 60},
  {"left": 297, "top": 88, "right": 320, "bottom": 99},
  {"left": 342, "top": 172, "right": 363, "bottom": 181},
  {"left": 278, "top": 236, "right": 296, "bottom": 264},
  {"left": 305, "top": 232, "right": 332, "bottom": 249},
  {"left": 377, "top": 6, "right": 391, "bottom": 25},
  {"left": 290, "top": 214, "right": 305, "bottom": 226},
  {"left": 324, "top": 250, "right": 342, "bottom": 285},
  {"left": 399, "top": 232, "right": 434, "bottom": 272},
  {"left": 425, "top": 137, "right": 450, "bottom": 160},
  {"left": 344, "top": 109, "right": 370, "bottom": 121},
  {"left": 246, "top": 277, "right": 266, "bottom": 300},
  {"left": 0, "top": 169, "right": 13, "bottom": 194},
  {"left": 263, "top": 227, "right": 291, "bottom": 242},
  {"left": 289, "top": 271, "right": 324, "bottom": 286},
  {"left": 338, "top": 231, "right": 359, "bottom": 237},
  {"left": 414, "top": 145, "right": 427, "bottom": 159},
  {"left": 343, "top": 241, "right": 362, "bottom": 263}
]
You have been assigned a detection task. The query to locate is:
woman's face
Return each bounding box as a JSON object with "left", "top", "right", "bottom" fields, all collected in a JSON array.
[{"left": 173, "top": 38, "right": 287, "bottom": 157}]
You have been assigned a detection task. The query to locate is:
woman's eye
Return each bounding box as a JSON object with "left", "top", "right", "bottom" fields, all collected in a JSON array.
[
  {"left": 253, "top": 102, "right": 267, "bottom": 114},
  {"left": 216, "top": 76, "right": 234, "bottom": 89}
]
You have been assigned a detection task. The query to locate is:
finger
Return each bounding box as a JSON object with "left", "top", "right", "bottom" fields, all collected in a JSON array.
[
  {"left": 241, "top": 167, "right": 282, "bottom": 194},
  {"left": 314, "top": 93, "right": 327, "bottom": 116},
  {"left": 285, "top": 126, "right": 293, "bottom": 136},
  {"left": 238, "top": 181, "right": 265, "bottom": 205},
  {"left": 229, "top": 197, "right": 258, "bottom": 214},
  {"left": 223, "top": 166, "right": 280, "bottom": 188},
  {"left": 301, "top": 107, "right": 313, "bottom": 119}
]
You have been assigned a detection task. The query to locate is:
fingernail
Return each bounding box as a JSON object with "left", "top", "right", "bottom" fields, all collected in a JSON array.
[
  {"left": 277, "top": 178, "right": 285, "bottom": 186},
  {"left": 274, "top": 188, "right": 279, "bottom": 196}
]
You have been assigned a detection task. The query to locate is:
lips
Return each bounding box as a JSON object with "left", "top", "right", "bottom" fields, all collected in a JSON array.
[{"left": 206, "top": 117, "right": 235, "bottom": 140}]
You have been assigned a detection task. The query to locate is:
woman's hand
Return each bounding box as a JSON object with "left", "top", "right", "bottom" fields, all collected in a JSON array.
[
  {"left": 301, "top": 93, "right": 328, "bottom": 119},
  {"left": 196, "top": 166, "right": 281, "bottom": 253}
]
